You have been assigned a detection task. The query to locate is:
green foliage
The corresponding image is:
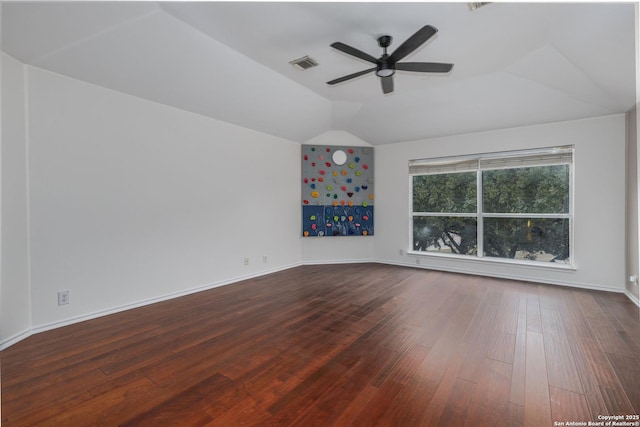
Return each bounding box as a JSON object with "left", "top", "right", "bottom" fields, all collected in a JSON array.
[
  {"left": 412, "top": 165, "right": 570, "bottom": 262},
  {"left": 413, "top": 173, "right": 476, "bottom": 213},
  {"left": 483, "top": 166, "right": 569, "bottom": 213},
  {"left": 483, "top": 218, "right": 569, "bottom": 261}
]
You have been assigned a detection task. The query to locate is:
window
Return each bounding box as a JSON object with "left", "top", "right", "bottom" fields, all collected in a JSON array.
[{"left": 410, "top": 146, "right": 573, "bottom": 265}]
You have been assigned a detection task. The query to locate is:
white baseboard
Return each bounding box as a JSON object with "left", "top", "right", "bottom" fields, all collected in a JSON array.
[
  {"left": 625, "top": 289, "right": 640, "bottom": 307},
  {"left": 1, "top": 262, "right": 301, "bottom": 351},
  {"left": 0, "top": 328, "right": 33, "bottom": 351},
  {"left": 302, "top": 258, "right": 375, "bottom": 266},
  {"left": 375, "top": 258, "right": 630, "bottom": 296}
]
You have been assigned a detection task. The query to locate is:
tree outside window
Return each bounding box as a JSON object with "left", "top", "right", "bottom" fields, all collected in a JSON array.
[{"left": 410, "top": 147, "right": 572, "bottom": 265}]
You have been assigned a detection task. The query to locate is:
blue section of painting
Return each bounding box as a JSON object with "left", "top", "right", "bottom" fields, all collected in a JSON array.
[{"left": 303, "top": 205, "right": 374, "bottom": 237}]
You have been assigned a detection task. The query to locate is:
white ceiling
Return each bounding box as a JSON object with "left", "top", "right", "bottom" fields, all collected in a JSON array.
[{"left": 1, "top": 2, "right": 636, "bottom": 145}]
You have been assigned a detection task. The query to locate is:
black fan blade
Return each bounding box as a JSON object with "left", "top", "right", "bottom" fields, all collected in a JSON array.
[
  {"left": 327, "top": 68, "right": 376, "bottom": 85},
  {"left": 330, "top": 42, "right": 379, "bottom": 64},
  {"left": 380, "top": 75, "right": 394, "bottom": 94},
  {"left": 388, "top": 25, "right": 437, "bottom": 63},
  {"left": 395, "top": 62, "right": 453, "bottom": 73}
]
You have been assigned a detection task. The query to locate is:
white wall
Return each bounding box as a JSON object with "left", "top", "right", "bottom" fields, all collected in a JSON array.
[
  {"left": 301, "top": 130, "right": 376, "bottom": 264},
  {"left": 627, "top": 107, "right": 639, "bottom": 303},
  {"left": 375, "top": 115, "right": 627, "bottom": 292},
  {"left": 25, "top": 67, "right": 301, "bottom": 331},
  {"left": 1, "top": 53, "right": 32, "bottom": 346},
  {"left": 634, "top": 2, "right": 640, "bottom": 304}
]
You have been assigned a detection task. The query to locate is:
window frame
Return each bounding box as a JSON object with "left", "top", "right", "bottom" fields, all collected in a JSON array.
[{"left": 408, "top": 146, "right": 574, "bottom": 269}]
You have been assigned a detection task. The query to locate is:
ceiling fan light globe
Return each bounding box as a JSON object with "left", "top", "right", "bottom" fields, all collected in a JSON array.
[{"left": 376, "top": 68, "right": 395, "bottom": 77}]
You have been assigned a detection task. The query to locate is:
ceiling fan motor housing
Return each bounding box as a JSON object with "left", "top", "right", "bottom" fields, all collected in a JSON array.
[
  {"left": 376, "top": 57, "right": 395, "bottom": 77},
  {"left": 376, "top": 35, "right": 395, "bottom": 77}
]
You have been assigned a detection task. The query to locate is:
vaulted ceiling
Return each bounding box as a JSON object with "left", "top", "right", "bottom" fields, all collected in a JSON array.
[{"left": 2, "top": 2, "right": 636, "bottom": 145}]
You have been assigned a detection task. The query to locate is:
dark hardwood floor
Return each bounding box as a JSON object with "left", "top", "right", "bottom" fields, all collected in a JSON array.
[{"left": 2, "top": 264, "right": 639, "bottom": 426}]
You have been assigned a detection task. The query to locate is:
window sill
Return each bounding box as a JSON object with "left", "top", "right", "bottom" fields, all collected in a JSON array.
[{"left": 406, "top": 250, "right": 576, "bottom": 272}]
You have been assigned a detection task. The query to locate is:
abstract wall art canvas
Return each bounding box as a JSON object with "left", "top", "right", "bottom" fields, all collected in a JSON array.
[{"left": 301, "top": 145, "right": 374, "bottom": 237}]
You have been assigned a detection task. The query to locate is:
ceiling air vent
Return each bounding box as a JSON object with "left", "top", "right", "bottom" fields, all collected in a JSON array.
[
  {"left": 289, "top": 55, "right": 318, "bottom": 70},
  {"left": 468, "top": 2, "right": 491, "bottom": 11}
]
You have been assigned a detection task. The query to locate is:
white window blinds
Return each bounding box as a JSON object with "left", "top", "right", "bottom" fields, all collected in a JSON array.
[{"left": 409, "top": 146, "right": 573, "bottom": 175}]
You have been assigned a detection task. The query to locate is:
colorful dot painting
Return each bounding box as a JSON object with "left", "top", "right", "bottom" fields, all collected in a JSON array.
[{"left": 301, "top": 145, "right": 374, "bottom": 237}]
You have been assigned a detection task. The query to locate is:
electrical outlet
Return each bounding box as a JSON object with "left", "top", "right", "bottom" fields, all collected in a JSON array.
[
  {"left": 58, "top": 290, "right": 70, "bottom": 306},
  {"left": 630, "top": 275, "right": 639, "bottom": 285},
  {"left": 399, "top": 249, "right": 404, "bottom": 256},
  {"left": 263, "top": 255, "right": 268, "bottom": 264},
  {"left": 416, "top": 258, "right": 421, "bottom": 265},
  {"left": 244, "top": 257, "right": 249, "bottom": 266}
]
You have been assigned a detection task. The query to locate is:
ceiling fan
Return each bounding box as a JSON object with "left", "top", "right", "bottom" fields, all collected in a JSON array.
[{"left": 327, "top": 25, "right": 454, "bottom": 94}]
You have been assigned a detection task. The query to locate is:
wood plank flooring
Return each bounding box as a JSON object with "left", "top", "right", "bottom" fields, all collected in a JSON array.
[{"left": 2, "top": 264, "right": 639, "bottom": 426}]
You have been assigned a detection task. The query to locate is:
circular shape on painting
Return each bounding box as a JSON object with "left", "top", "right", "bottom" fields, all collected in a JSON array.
[{"left": 332, "top": 149, "right": 348, "bottom": 166}]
